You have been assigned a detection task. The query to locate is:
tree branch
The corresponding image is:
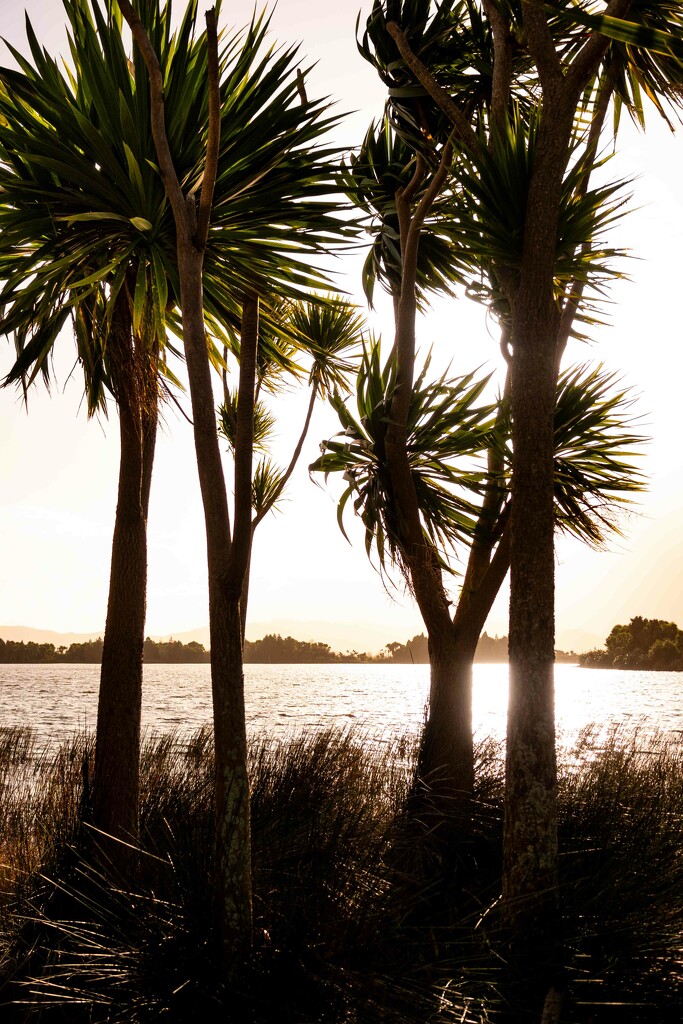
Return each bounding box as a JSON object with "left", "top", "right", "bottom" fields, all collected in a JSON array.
[
  {"left": 396, "top": 153, "right": 426, "bottom": 269},
  {"left": 252, "top": 380, "right": 319, "bottom": 530},
  {"left": 566, "top": 0, "right": 633, "bottom": 95},
  {"left": 386, "top": 21, "right": 482, "bottom": 160},
  {"left": 521, "top": 0, "right": 562, "bottom": 89},
  {"left": 195, "top": 7, "right": 220, "bottom": 250},
  {"left": 453, "top": 519, "right": 511, "bottom": 637},
  {"left": 230, "top": 292, "right": 259, "bottom": 593},
  {"left": 483, "top": 0, "right": 514, "bottom": 138},
  {"left": 581, "top": 58, "right": 620, "bottom": 188},
  {"left": 400, "top": 140, "right": 453, "bottom": 336},
  {"left": 556, "top": 60, "right": 621, "bottom": 365},
  {"left": 116, "top": 0, "right": 189, "bottom": 239}
]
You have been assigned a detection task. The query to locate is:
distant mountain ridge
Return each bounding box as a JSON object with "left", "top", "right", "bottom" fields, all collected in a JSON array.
[{"left": 0, "top": 625, "right": 104, "bottom": 646}]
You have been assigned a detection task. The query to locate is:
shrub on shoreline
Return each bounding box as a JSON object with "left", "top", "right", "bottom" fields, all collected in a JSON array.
[{"left": 580, "top": 616, "right": 683, "bottom": 671}]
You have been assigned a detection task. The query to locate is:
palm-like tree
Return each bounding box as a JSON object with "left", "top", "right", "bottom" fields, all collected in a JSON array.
[
  {"left": 338, "top": 76, "right": 634, "bottom": 786},
  {"left": 314, "top": 344, "right": 495, "bottom": 567},
  {"left": 0, "top": 0, "right": 349, "bottom": 880},
  {"left": 0, "top": 0, "right": 208, "bottom": 846},
  {"left": 116, "top": 0, "right": 355, "bottom": 964},
  {"left": 353, "top": 2, "right": 682, "bottom": 1010},
  {"left": 313, "top": 344, "right": 645, "bottom": 784}
]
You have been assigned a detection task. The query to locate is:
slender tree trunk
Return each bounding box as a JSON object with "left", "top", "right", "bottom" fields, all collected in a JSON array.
[
  {"left": 502, "top": 100, "right": 574, "bottom": 1008},
  {"left": 178, "top": 247, "right": 254, "bottom": 964},
  {"left": 117, "top": 0, "right": 253, "bottom": 970},
  {"left": 239, "top": 543, "right": 253, "bottom": 643},
  {"left": 504, "top": 327, "right": 559, "bottom": 919},
  {"left": 141, "top": 377, "right": 159, "bottom": 522},
  {"left": 93, "top": 310, "right": 157, "bottom": 849},
  {"left": 503, "top": 322, "right": 563, "bottom": 1015}
]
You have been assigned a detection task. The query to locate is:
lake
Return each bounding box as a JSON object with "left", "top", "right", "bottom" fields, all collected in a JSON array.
[{"left": 0, "top": 662, "right": 681, "bottom": 750}]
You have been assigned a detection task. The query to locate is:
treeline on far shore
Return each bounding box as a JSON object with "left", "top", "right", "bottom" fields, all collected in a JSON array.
[
  {"left": 0, "top": 637, "right": 209, "bottom": 665},
  {"left": 0, "top": 631, "right": 578, "bottom": 665}
]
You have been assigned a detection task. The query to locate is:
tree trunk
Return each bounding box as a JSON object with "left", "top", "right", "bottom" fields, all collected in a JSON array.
[
  {"left": 210, "top": 586, "right": 252, "bottom": 961},
  {"left": 502, "top": 100, "right": 574, "bottom": 1006},
  {"left": 177, "top": 244, "right": 253, "bottom": 965},
  {"left": 417, "top": 518, "right": 511, "bottom": 797},
  {"left": 504, "top": 328, "right": 559, "bottom": 941},
  {"left": 93, "top": 313, "right": 157, "bottom": 850},
  {"left": 116, "top": 0, "right": 253, "bottom": 968},
  {"left": 417, "top": 631, "right": 476, "bottom": 799}
]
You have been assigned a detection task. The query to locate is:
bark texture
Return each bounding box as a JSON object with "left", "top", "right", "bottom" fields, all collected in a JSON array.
[
  {"left": 117, "top": 0, "right": 254, "bottom": 964},
  {"left": 93, "top": 300, "right": 158, "bottom": 848},
  {"left": 177, "top": 246, "right": 254, "bottom": 965},
  {"left": 418, "top": 635, "right": 475, "bottom": 797},
  {"left": 500, "top": 96, "right": 573, "bottom": 1008}
]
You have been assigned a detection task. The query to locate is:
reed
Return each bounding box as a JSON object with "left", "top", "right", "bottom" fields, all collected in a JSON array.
[
  {"left": 0, "top": 723, "right": 680, "bottom": 1022},
  {"left": 558, "top": 725, "right": 683, "bottom": 1019}
]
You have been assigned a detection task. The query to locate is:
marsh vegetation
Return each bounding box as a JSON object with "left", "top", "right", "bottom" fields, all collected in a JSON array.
[{"left": 0, "top": 723, "right": 681, "bottom": 1022}]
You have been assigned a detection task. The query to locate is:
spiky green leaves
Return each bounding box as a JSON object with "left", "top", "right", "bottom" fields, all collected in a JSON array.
[
  {"left": 558, "top": 2, "right": 683, "bottom": 129},
  {"left": 0, "top": 0, "right": 353, "bottom": 411},
  {"left": 0, "top": 0, "right": 202, "bottom": 406},
  {"left": 311, "top": 340, "right": 495, "bottom": 572},
  {"left": 343, "top": 116, "right": 467, "bottom": 306},
  {"left": 220, "top": 295, "right": 365, "bottom": 523},
  {"left": 286, "top": 297, "right": 365, "bottom": 395},
  {"left": 551, "top": 364, "right": 647, "bottom": 546},
  {"left": 313, "top": 344, "right": 646, "bottom": 578},
  {"left": 450, "top": 110, "right": 632, "bottom": 330}
]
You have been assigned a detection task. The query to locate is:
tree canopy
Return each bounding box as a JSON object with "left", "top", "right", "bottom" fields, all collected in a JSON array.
[{"left": 581, "top": 616, "right": 683, "bottom": 670}]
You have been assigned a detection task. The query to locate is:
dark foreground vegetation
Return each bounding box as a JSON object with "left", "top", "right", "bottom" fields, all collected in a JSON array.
[
  {"left": 0, "top": 723, "right": 681, "bottom": 1023},
  {"left": 580, "top": 616, "right": 683, "bottom": 671}
]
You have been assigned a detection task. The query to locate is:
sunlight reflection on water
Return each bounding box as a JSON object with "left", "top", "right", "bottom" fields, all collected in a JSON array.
[{"left": 0, "top": 662, "right": 681, "bottom": 750}]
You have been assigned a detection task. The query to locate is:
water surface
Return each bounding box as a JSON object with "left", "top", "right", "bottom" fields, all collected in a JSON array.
[{"left": 1, "top": 662, "right": 680, "bottom": 749}]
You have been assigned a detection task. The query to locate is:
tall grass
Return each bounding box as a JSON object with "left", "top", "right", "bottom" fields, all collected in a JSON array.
[
  {"left": 0, "top": 723, "right": 681, "bottom": 1022},
  {"left": 558, "top": 726, "right": 683, "bottom": 1020}
]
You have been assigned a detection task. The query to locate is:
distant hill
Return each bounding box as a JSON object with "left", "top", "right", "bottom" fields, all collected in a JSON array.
[
  {"left": 0, "top": 625, "right": 104, "bottom": 645},
  {"left": 0, "top": 621, "right": 424, "bottom": 656}
]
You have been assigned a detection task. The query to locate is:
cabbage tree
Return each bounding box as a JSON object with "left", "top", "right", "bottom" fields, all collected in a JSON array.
[
  {"left": 116, "top": 0, "right": 353, "bottom": 967},
  {"left": 0, "top": 0, "right": 210, "bottom": 847},
  {"left": 352, "top": 1, "right": 682, "bottom": 1012}
]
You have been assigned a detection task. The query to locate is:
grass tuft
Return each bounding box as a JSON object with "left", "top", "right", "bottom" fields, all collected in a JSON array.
[{"left": 0, "top": 723, "right": 680, "bottom": 1022}]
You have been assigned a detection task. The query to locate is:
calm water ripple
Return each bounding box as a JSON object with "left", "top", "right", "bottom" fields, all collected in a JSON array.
[{"left": 0, "top": 662, "right": 681, "bottom": 749}]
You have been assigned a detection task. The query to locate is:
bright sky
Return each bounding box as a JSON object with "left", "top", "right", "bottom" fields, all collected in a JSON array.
[{"left": 1, "top": 1, "right": 682, "bottom": 654}]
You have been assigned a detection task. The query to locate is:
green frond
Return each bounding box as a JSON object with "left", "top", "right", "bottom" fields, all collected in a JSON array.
[
  {"left": 251, "top": 458, "right": 287, "bottom": 519},
  {"left": 0, "top": 0, "right": 353, "bottom": 413},
  {"left": 551, "top": 363, "right": 648, "bottom": 547},
  {"left": 310, "top": 338, "right": 495, "bottom": 574},
  {"left": 559, "top": 2, "right": 683, "bottom": 128},
  {"left": 447, "top": 109, "right": 632, "bottom": 328},
  {"left": 284, "top": 295, "right": 365, "bottom": 396},
  {"left": 218, "top": 391, "right": 276, "bottom": 454},
  {"left": 495, "top": 362, "right": 648, "bottom": 547},
  {"left": 314, "top": 350, "right": 647, "bottom": 576},
  {"left": 343, "top": 114, "right": 468, "bottom": 306}
]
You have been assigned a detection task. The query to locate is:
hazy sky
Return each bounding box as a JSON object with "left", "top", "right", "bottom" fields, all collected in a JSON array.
[{"left": 1, "top": 1, "right": 682, "bottom": 653}]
